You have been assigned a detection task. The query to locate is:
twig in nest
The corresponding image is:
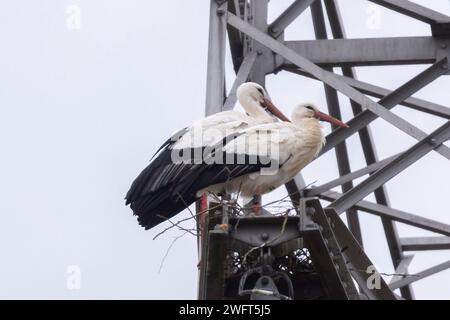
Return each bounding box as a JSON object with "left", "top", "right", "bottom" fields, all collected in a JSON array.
[
  {"left": 153, "top": 213, "right": 200, "bottom": 240},
  {"left": 175, "top": 191, "right": 196, "bottom": 221},
  {"left": 158, "top": 231, "right": 189, "bottom": 273},
  {"left": 261, "top": 180, "right": 317, "bottom": 209},
  {"left": 156, "top": 214, "right": 198, "bottom": 237}
]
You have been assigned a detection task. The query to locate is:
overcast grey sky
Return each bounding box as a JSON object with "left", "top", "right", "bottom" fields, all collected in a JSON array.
[{"left": 0, "top": 0, "right": 449, "bottom": 299}]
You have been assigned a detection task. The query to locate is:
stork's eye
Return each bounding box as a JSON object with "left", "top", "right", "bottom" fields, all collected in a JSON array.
[
  {"left": 305, "top": 105, "right": 314, "bottom": 111},
  {"left": 257, "top": 87, "right": 264, "bottom": 95}
]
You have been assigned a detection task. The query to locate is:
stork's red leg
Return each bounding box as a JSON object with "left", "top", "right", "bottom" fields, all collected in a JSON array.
[
  {"left": 199, "top": 193, "right": 208, "bottom": 238},
  {"left": 251, "top": 192, "right": 262, "bottom": 216},
  {"left": 252, "top": 202, "right": 262, "bottom": 216},
  {"left": 197, "top": 193, "right": 208, "bottom": 268}
]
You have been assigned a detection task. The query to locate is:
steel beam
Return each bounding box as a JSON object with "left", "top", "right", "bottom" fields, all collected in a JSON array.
[
  {"left": 268, "top": 0, "right": 318, "bottom": 38},
  {"left": 320, "top": 191, "right": 450, "bottom": 237},
  {"left": 322, "top": 6, "right": 443, "bottom": 301},
  {"left": 285, "top": 173, "right": 307, "bottom": 207},
  {"left": 389, "top": 260, "right": 450, "bottom": 290},
  {"left": 367, "top": 0, "right": 450, "bottom": 24},
  {"left": 285, "top": 37, "right": 442, "bottom": 67},
  {"left": 205, "top": 0, "right": 228, "bottom": 116},
  {"left": 328, "top": 121, "right": 450, "bottom": 214},
  {"left": 317, "top": 58, "right": 450, "bottom": 160},
  {"left": 307, "top": 153, "right": 400, "bottom": 197},
  {"left": 304, "top": 200, "right": 360, "bottom": 299},
  {"left": 310, "top": 0, "right": 363, "bottom": 246},
  {"left": 223, "top": 52, "right": 257, "bottom": 110},
  {"left": 227, "top": 14, "right": 450, "bottom": 160},
  {"left": 389, "top": 255, "right": 414, "bottom": 285},
  {"left": 282, "top": 67, "right": 450, "bottom": 119},
  {"left": 336, "top": 74, "right": 450, "bottom": 120},
  {"left": 246, "top": 0, "right": 269, "bottom": 208},
  {"left": 401, "top": 237, "right": 450, "bottom": 251},
  {"left": 248, "top": 0, "right": 268, "bottom": 86},
  {"left": 324, "top": 208, "right": 397, "bottom": 300},
  {"left": 323, "top": 1, "right": 412, "bottom": 298},
  {"left": 227, "top": 0, "right": 244, "bottom": 72}
]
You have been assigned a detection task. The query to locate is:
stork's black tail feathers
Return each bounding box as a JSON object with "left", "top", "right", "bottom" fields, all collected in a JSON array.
[
  {"left": 125, "top": 140, "right": 199, "bottom": 230},
  {"left": 125, "top": 129, "right": 276, "bottom": 230},
  {"left": 129, "top": 186, "right": 197, "bottom": 230}
]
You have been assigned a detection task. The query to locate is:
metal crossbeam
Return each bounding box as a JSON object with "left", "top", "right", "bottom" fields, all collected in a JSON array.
[
  {"left": 248, "top": 0, "right": 268, "bottom": 86},
  {"left": 307, "top": 153, "right": 400, "bottom": 197},
  {"left": 389, "top": 255, "right": 414, "bottom": 285},
  {"left": 389, "top": 260, "right": 450, "bottom": 290},
  {"left": 205, "top": 0, "right": 228, "bottom": 116},
  {"left": 227, "top": 0, "right": 244, "bottom": 72},
  {"left": 322, "top": 0, "right": 412, "bottom": 298},
  {"left": 401, "top": 237, "right": 450, "bottom": 251},
  {"left": 310, "top": 0, "right": 363, "bottom": 245},
  {"left": 285, "top": 37, "right": 442, "bottom": 67},
  {"left": 268, "top": 0, "right": 318, "bottom": 38},
  {"left": 324, "top": 208, "right": 397, "bottom": 300},
  {"left": 282, "top": 67, "right": 450, "bottom": 120},
  {"left": 328, "top": 121, "right": 450, "bottom": 214},
  {"left": 318, "top": 58, "right": 450, "bottom": 160},
  {"left": 319, "top": 191, "right": 450, "bottom": 237},
  {"left": 335, "top": 73, "right": 450, "bottom": 119},
  {"left": 367, "top": 0, "right": 450, "bottom": 24},
  {"left": 227, "top": 13, "right": 450, "bottom": 160},
  {"left": 223, "top": 52, "right": 257, "bottom": 110}
]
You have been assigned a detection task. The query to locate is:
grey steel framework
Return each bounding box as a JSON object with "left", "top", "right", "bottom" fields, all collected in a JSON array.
[{"left": 200, "top": 0, "right": 450, "bottom": 300}]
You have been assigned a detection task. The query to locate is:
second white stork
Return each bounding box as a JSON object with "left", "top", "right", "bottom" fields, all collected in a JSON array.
[{"left": 196, "top": 103, "right": 349, "bottom": 198}]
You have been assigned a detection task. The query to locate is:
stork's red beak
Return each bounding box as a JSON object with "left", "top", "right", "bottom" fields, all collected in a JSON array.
[
  {"left": 314, "top": 111, "right": 349, "bottom": 128},
  {"left": 262, "top": 98, "right": 291, "bottom": 122}
]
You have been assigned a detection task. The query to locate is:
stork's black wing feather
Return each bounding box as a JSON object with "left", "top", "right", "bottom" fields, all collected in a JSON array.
[{"left": 150, "top": 127, "right": 189, "bottom": 160}]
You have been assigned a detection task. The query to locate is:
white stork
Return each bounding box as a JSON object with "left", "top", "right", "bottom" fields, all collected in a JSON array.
[{"left": 126, "top": 85, "right": 349, "bottom": 230}]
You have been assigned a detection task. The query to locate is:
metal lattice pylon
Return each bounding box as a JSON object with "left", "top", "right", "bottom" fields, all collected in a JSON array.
[{"left": 199, "top": 0, "right": 450, "bottom": 300}]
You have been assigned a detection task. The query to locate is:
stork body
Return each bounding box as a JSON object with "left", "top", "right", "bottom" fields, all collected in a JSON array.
[{"left": 197, "top": 114, "right": 325, "bottom": 198}]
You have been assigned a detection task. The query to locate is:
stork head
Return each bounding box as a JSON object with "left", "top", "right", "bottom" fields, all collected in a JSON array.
[
  {"left": 236, "top": 82, "right": 290, "bottom": 122},
  {"left": 237, "top": 82, "right": 267, "bottom": 104},
  {"left": 292, "top": 103, "right": 349, "bottom": 128}
]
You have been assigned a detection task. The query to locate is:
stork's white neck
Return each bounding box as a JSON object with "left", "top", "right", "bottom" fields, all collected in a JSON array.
[
  {"left": 293, "top": 117, "right": 325, "bottom": 149},
  {"left": 239, "top": 96, "right": 273, "bottom": 122}
]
